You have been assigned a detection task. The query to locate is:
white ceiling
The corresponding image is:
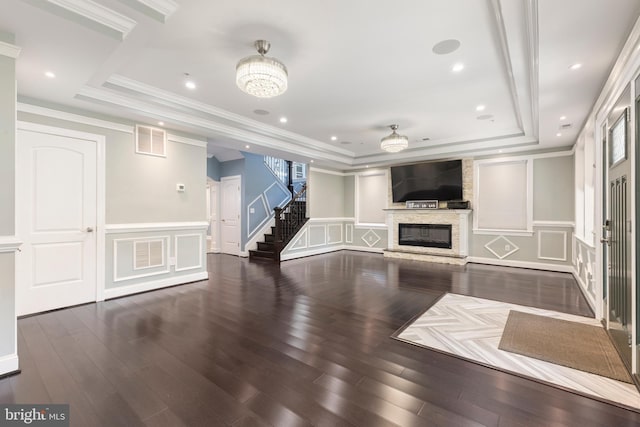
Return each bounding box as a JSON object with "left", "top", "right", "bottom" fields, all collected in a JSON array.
[{"left": 2, "top": 0, "right": 640, "bottom": 169}]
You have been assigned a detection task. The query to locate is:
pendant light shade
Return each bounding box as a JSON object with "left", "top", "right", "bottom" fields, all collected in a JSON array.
[
  {"left": 380, "top": 124, "right": 409, "bottom": 153},
  {"left": 236, "top": 40, "right": 288, "bottom": 98}
]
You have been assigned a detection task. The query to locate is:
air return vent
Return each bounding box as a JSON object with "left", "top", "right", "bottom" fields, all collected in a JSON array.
[
  {"left": 136, "top": 125, "right": 166, "bottom": 157},
  {"left": 559, "top": 123, "right": 573, "bottom": 130},
  {"left": 134, "top": 240, "right": 165, "bottom": 270}
]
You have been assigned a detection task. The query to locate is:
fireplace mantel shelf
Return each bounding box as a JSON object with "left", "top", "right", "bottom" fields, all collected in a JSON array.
[{"left": 383, "top": 208, "right": 472, "bottom": 214}]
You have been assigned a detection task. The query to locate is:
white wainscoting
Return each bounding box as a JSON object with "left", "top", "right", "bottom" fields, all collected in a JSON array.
[
  {"left": 0, "top": 353, "right": 19, "bottom": 376},
  {"left": 113, "top": 236, "right": 171, "bottom": 282},
  {"left": 280, "top": 219, "right": 387, "bottom": 261},
  {"left": 175, "top": 234, "right": 204, "bottom": 272},
  {"left": 0, "top": 236, "right": 22, "bottom": 253},
  {"left": 106, "top": 222, "right": 208, "bottom": 299},
  {"left": 572, "top": 233, "right": 596, "bottom": 310}
]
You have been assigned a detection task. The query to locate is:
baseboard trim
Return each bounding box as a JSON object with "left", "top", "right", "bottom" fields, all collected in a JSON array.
[
  {"left": 467, "top": 257, "right": 573, "bottom": 273},
  {"left": 104, "top": 271, "right": 208, "bottom": 299},
  {"left": 281, "top": 245, "right": 384, "bottom": 261},
  {"left": 281, "top": 245, "right": 343, "bottom": 261},
  {"left": 344, "top": 246, "right": 384, "bottom": 254},
  {"left": 0, "top": 354, "right": 19, "bottom": 377},
  {"left": 572, "top": 268, "right": 596, "bottom": 313}
]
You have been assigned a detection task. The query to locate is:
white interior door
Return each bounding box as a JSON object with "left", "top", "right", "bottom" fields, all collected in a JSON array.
[
  {"left": 17, "top": 128, "right": 97, "bottom": 316},
  {"left": 220, "top": 176, "right": 241, "bottom": 255}
]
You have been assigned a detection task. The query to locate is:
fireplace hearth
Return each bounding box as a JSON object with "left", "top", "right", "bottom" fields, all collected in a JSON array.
[{"left": 399, "top": 223, "right": 452, "bottom": 249}]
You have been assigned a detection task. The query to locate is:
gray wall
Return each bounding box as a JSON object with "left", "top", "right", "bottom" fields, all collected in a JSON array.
[
  {"left": 470, "top": 154, "right": 575, "bottom": 267},
  {"left": 344, "top": 175, "right": 355, "bottom": 217},
  {"left": 309, "top": 170, "right": 346, "bottom": 218},
  {"left": 107, "top": 138, "right": 206, "bottom": 223},
  {"left": 17, "top": 110, "right": 207, "bottom": 224},
  {"left": 0, "top": 35, "right": 16, "bottom": 370},
  {"left": 533, "top": 156, "right": 574, "bottom": 221},
  {"left": 0, "top": 47, "right": 15, "bottom": 236}
]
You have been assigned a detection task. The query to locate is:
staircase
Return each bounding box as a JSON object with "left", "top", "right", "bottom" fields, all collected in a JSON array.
[{"left": 249, "top": 185, "right": 308, "bottom": 263}]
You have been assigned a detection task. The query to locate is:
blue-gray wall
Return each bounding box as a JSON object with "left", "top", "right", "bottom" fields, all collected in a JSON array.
[
  {"left": 207, "top": 156, "right": 221, "bottom": 181},
  {"left": 215, "top": 152, "right": 291, "bottom": 252}
]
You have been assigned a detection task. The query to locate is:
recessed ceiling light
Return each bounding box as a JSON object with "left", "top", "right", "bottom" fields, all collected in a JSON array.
[
  {"left": 560, "top": 115, "right": 567, "bottom": 120},
  {"left": 185, "top": 80, "right": 196, "bottom": 90},
  {"left": 157, "top": 121, "right": 164, "bottom": 126},
  {"left": 476, "top": 104, "right": 486, "bottom": 112},
  {"left": 432, "top": 39, "right": 461, "bottom": 55},
  {"left": 499, "top": 150, "right": 503, "bottom": 153},
  {"left": 245, "top": 145, "right": 250, "bottom": 149},
  {"left": 44, "top": 71, "right": 55, "bottom": 78},
  {"left": 477, "top": 114, "right": 494, "bottom": 120},
  {"left": 331, "top": 136, "right": 337, "bottom": 141},
  {"left": 310, "top": 160, "right": 314, "bottom": 163},
  {"left": 279, "top": 117, "right": 288, "bottom": 123},
  {"left": 556, "top": 132, "right": 562, "bottom": 137},
  {"left": 452, "top": 63, "right": 464, "bottom": 73},
  {"left": 366, "top": 165, "right": 369, "bottom": 168},
  {"left": 569, "top": 63, "right": 582, "bottom": 70}
]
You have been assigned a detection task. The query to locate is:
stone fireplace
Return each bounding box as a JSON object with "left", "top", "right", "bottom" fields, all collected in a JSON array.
[{"left": 383, "top": 208, "right": 471, "bottom": 265}]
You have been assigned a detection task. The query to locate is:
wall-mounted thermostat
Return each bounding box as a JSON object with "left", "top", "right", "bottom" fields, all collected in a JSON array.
[{"left": 176, "top": 183, "right": 185, "bottom": 192}]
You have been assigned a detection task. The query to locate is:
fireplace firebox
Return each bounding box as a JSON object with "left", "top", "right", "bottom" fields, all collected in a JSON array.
[{"left": 398, "top": 223, "right": 452, "bottom": 249}]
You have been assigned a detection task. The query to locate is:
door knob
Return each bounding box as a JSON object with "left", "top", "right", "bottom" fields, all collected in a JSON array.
[
  {"left": 86, "top": 227, "right": 94, "bottom": 232},
  {"left": 600, "top": 237, "right": 610, "bottom": 245}
]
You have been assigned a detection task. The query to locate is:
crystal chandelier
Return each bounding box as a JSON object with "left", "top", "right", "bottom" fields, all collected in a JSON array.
[
  {"left": 380, "top": 124, "right": 409, "bottom": 152},
  {"left": 236, "top": 40, "right": 288, "bottom": 98}
]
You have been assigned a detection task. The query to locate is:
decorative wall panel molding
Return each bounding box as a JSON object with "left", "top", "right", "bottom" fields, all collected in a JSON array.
[
  {"left": 113, "top": 235, "right": 170, "bottom": 282},
  {"left": 537, "top": 230, "right": 567, "bottom": 261},
  {"left": 175, "top": 233, "right": 203, "bottom": 272},
  {"left": 361, "top": 229, "right": 381, "bottom": 248},
  {"left": 308, "top": 225, "right": 327, "bottom": 248},
  {"left": 247, "top": 194, "right": 269, "bottom": 238},
  {"left": 327, "top": 224, "right": 343, "bottom": 244},
  {"left": 484, "top": 235, "right": 519, "bottom": 259},
  {"left": 289, "top": 229, "right": 308, "bottom": 251}
]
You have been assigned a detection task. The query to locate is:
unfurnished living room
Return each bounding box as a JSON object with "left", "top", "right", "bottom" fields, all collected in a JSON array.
[{"left": 2, "top": 1, "right": 640, "bottom": 426}]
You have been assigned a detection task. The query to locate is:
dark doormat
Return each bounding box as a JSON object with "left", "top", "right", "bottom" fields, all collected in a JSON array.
[{"left": 499, "top": 310, "right": 632, "bottom": 384}]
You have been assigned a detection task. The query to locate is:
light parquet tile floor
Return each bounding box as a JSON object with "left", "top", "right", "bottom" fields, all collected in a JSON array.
[{"left": 396, "top": 293, "right": 640, "bottom": 410}]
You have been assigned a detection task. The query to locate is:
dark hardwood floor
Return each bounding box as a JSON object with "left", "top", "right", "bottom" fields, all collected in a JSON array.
[{"left": 1, "top": 251, "right": 637, "bottom": 426}]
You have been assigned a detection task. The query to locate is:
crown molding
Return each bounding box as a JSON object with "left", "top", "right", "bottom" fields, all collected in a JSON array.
[
  {"left": 47, "top": 0, "right": 137, "bottom": 39},
  {"left": 77, "top": 85, "right": 355, "bottom": 165},
  {"left": 166, "top": 133, "right": 207, "bottom": 148},
  {"left": 17, "top": 102, "right": 134, "bottom": 133},
  {"left": 133, "top": 0, "right": 179, "bottom": 21},
  {"left": 0, "top": 41, "right": 21, "bottom": 59},
  {"left": 489, "top": 0, "right": 525, "bottom": 133},
  {"left": 106, "top": 75, "right": 355, "bottom": 157},
  {"left": 525, "top": 0, "right": 539, "bottom": 138}
]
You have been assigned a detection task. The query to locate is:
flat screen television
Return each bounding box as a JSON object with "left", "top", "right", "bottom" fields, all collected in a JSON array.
[{"left": 391, "top": 160, "right": 463, "bottom": 202}]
